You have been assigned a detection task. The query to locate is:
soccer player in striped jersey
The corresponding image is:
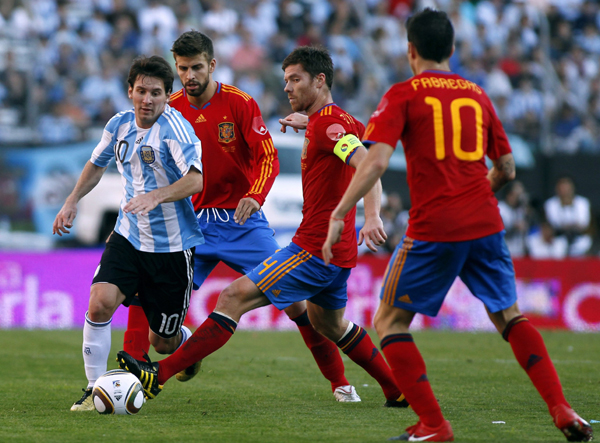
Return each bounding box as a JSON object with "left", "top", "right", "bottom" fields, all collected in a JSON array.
[
  {"left": 323, "top": 9, "right": 592, "bottom": 442},
  {"left": 121, "top": 31, "right": 360, "bottom": 401},
  {"left": 53, "top": 55, "right": 205, "bottom": 412},
  {"left": 117, "top": 46, "right": 407, "bottom": 408}
]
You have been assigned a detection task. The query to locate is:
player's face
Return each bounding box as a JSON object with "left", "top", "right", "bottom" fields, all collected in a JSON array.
[
  {"left": 175, "top": 53, "right": 215, "bottom": 97},
  {"left": 128, "top": 75, "right": 169, "bottom": 129},
  {"left": 283, "top": 64, "right": 320, "bottom": 113}
]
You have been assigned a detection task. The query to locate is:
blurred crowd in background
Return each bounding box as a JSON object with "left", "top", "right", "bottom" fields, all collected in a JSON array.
[
  {"left": 2, "top": 0, "right": 600, "bottom": 153},
  {"left": 0, "top": 0, "right": 599, "bottom": 257}
]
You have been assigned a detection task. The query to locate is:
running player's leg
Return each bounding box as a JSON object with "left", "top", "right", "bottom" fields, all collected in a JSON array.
[
  {"left": 461, "top": 232, "right": 591, "bottom": 441},
  {"left": 284, "top": 301, "right": 350, "bottom": 394},
  {"left": 73, "top": 233, "right": 137, "bottom": 411},
  {"left": 375, "top": 236, "right": 462, "bottom": 439},
  {"left": 307, "top": 301, "right": 403, "bottom": 404},
  {"left": 222, "top": 210, "right": 349, "bottom": 393},
  {"left": 156, "top": 275, "right": 270, "bottom": 385}
]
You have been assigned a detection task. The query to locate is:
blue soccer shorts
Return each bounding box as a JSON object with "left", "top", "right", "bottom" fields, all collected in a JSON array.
[
  {"left": 247, "top": 242, "right": 351, "bottom": 311},
  {"left": 193, "top": 208, "right": 280, "bottom": 289},
  {"left": 380, "top": 231, "right": 517, "bottom": 316}
]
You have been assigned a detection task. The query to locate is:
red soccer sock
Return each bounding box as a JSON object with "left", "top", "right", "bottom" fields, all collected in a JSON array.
[
  {"left": 381, "top": 333, "right": 445, "bottom": 428},
  {"left": 503, "top": 316, "right": 569, "bottom": 413},
  {"left": 290, "top": 310, "right": 349, "bottom": 391},
  {"left": 158, "top": 312, "right": 237, "bottom": 385},
  {"left": 123, "top": 304, "right": 150, "bottom": 360},
  {"left": 338, "top": 323, "right": 402, "bottom": 401}
]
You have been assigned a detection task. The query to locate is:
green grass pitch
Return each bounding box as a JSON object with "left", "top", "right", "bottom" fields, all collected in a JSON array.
[{"left": 0, "top": 329, "right": 597, "bottom": 442}]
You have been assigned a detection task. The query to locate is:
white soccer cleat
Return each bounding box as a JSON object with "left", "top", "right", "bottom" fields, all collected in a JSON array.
[{"left": 333, "top": 385, "right": 361, "bottom": 402}]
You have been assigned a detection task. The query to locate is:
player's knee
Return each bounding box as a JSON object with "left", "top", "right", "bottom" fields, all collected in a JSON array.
[{"left": 88, "top": 293, "right": 116, "bottom": 322}]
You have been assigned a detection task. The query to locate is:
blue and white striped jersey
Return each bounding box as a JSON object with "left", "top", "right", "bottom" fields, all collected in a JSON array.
[{"left": 90, "top": 105, "right": 204, "bottom": 253}]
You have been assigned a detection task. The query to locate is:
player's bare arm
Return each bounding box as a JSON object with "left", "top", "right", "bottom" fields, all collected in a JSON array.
[
  {"left": 323, "top": 142, "right": 394, "bottom": 265},
  {"left": 52, "top": 161, "right": 107, "bottom": 236},
  {"left": 124, "top": 166, "right": 203, "bottom": 216},
  {"left": 279, "top": 112, "right": 308, "bottom": 133},
  {"left": 233, "top": 197, "right": 260, "bottom": 225},
  {"left": 487, "top": 153, "right": 516, "bottom": 193},
  {"left": 348, "top": 146, "right": 387, "bottom": 252}
]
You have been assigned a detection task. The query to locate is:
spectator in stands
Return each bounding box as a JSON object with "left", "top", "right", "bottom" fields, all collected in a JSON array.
[
  {"left": 544, "top": 176, "right": 593, "bottom": 256},
  {"left": 498, "top": 180, "right": 532, "bottom": 258},
  {"left": 526, "top": 220, "right": 569, "bottom": 259}
]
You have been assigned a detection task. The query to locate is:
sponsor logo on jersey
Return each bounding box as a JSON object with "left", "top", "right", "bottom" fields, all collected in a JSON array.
[
  {"left": 195, "top": 114, "right": 206, "bottom": 123},
  {"left": 218, "top": 122, "right": 236, "bottom": 143},
  {"left": 135, "top": 136, "right": 143, "bottom": 144},
  {"left": 272, "top": 289, "right": 281, "bottom": 297},
  {"left": 140, "top": 145, "right": 156, "bottom": 164}
]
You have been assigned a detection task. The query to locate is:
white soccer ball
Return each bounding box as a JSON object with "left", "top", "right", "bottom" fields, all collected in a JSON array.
[{"left": 92, "top": 369, "right": 145, "bottom": 415}]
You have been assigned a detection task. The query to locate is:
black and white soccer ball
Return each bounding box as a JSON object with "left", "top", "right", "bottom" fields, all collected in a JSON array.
[{"left": 92, "top": 369, "right": 145, "bottom": 415}]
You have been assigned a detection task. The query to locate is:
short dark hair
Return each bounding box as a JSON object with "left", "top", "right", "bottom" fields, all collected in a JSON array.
[
  {"left": 406, "top": 8, "right": 454, "bottom": 63},
  {"left": 282, "top": 46, "right": 334, "bottom": 89},
  {"left": 127, "top": 55, "right": 174, "bottom": 94},
  {"left": 171, "top": 30, "right": 214, "bottom": 60}
]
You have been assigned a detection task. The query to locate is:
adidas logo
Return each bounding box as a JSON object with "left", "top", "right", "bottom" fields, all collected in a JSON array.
[
  {"left": 195, "top": 114, "right": 206, "bottom": 123},
  {"left": 135, "top": 136, "right": 143, "bottom": 144},
  {"left": 272, "top": 289, "right": 281, "bottom": 297},
  {"left": 398, "top": 294, "right": 412, "bottom": 303}
]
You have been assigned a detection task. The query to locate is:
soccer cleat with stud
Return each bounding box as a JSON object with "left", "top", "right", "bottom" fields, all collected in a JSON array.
[
  {"left": 384, "top": 393, "right": 410, "bottom": 408},
  {"left": 389, "top": 420, "right": 454, "bottom": 441},
  {"left": 70, "top": 388, "right": 94, "bottom": 411},
  {"left": 333, "top": 385, "right": 361, "bottom": 402},
  {"left": 175, "top": 360, "right": 202, "bottom": 382},
  {"left": 552, "top": 404, "right": 593, "bottom": 442},
  {"left": 117, "top": 350, "right": 163, "bottom": 399}
]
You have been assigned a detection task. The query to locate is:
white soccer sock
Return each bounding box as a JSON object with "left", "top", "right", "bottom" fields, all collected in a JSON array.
[
  {"left": 176, "top": 325, "right": 192, "bottom": 351},
  {"left": 82, "top": 311, "right": 112, "bottom": 389}
]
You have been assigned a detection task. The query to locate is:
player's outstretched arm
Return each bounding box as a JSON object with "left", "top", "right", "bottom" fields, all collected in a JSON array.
[
  {"left": 124, "top": 167, "right": 203, "bottom": 216},
  {"left": 279, "top": 112, "right": 308, "bottom": 133},
  {"left": 322, "top": 142, "right": 394, "bottom": 264},
  {"left": 487, "top": 153, "right": 516, "bottom": 192},
  {"left": 52, "top": 161, "right": 107, "bottom": 236}
]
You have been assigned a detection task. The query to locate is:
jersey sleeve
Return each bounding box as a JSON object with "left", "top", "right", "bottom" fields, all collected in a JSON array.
[
  {"left": 485, "top": 94, "right": 512, "bottom": 160},
  {"left": 313, "top": 113, "right": 364, "bottom": 165},
  {"left": 363, "top": 85, "right": 407, "bottom": 148},
  {"left": 90, "top": 113, "right": 120, "bottom": 167},
  {"left": 164, "top": 109, "right": 203, "bottom": 176},
  {"left": 234, "top": 95, "right": 279, "bottom": 206}
]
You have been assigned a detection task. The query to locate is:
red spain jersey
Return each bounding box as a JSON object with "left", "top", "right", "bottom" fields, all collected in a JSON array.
[
  {"left": 364, "top": 71, "right": 511, "bottom": 242},
  {"left": 292, "top": 103, "right": 365, "bottom": 268},
  {"left": 169, "top": 83, "right": 279, "bottom": 209}
]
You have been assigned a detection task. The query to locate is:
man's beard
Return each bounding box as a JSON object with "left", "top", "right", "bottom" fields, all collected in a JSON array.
[{"left": 185, "top": 80, "right": 209, "bottom": 97}]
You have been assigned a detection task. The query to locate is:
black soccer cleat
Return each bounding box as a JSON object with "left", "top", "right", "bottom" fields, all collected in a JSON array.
[
  {"left": 384, "top": 393, "right": 410, "bottom": 408},
  {"left": 552, "top": 404, "right": 593, "bottom": 442},
  {"left": 117, "top": 351, "right": 163, "bottom": 399}
]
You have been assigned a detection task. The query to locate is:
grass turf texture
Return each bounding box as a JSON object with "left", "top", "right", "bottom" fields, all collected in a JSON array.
[{"left": 0, "top": 329, "right": 597, "bottom": 443}]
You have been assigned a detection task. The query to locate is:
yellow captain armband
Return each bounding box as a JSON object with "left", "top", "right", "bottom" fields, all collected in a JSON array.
[{"left": 333, "top": 134, "right": 363, "bottom": 163}]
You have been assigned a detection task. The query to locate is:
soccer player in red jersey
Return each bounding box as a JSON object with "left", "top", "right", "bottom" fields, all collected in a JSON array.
[
  {"left": 122, "top": 31, "right": 356, "bottom": 402},
  {"left": 323, "top": 9, "right": 593, "bottom": 442},
  {"left": 118, "top": 46, "right": 407, "bottom": 409}
]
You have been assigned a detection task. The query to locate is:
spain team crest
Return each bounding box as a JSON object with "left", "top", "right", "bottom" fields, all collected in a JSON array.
[
  {"left": 218, "top": 122, "right": 236, "bottom": 143},
  {"left": 140, "top": 145, "right": 155, "bottom": 164}
]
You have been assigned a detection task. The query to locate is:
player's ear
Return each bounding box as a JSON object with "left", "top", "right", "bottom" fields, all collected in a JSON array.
[
  {"left": 450, "top": 44, "right": 456, "bottom": 59},
  {"left": 128, "top": 86, "right": 133, "bottom": 99},
  {"left": 209, "top": 58, "right": 216, "bottom": 74}
]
